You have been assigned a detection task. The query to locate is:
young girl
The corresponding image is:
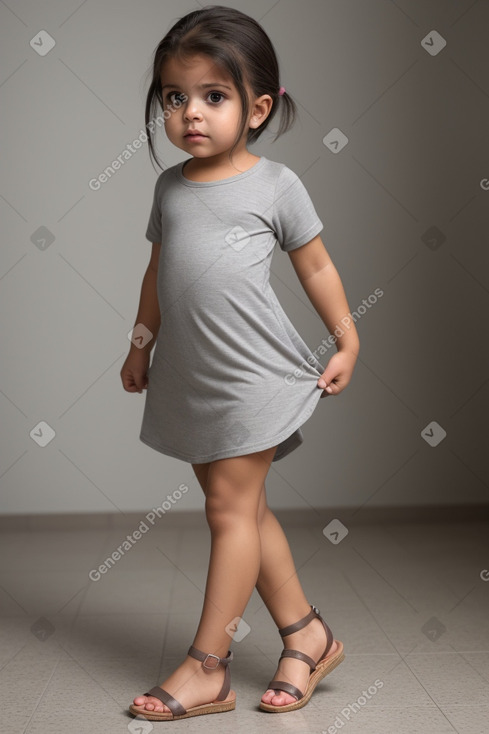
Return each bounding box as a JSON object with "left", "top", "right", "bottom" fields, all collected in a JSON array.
[{"left": 121, "top": 4, "right": 359, "bottom": 721}]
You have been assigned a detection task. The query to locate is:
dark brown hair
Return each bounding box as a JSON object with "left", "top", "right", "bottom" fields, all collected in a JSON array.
[{"left": 144, "top": 4, "right": 297, "bottom": 171}]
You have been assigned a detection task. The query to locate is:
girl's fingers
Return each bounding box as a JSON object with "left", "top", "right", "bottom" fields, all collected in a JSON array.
[{"left": 318, "top": 376, "right": 344, "bottom": 396}]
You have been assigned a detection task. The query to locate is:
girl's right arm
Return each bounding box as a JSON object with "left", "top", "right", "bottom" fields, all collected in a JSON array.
[{"left": 120, "top": 242, "right": 161, "bottom": 393}]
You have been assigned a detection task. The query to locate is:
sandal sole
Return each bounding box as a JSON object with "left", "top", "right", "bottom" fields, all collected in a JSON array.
[
  {"left": 259, "top": 640, "right": 345, "bottom": 713},
  {"left": 129, "top": 694, "right": 236, "bottom": 720}
]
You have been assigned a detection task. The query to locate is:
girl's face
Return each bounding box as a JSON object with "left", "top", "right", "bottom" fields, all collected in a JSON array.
[{"left": 159, "top": 54, "right": 268, "bottom": 161}]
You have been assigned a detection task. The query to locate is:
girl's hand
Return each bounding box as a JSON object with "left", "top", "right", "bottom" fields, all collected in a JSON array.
[
  {"left": 317, "top": 349, "right": 358, "bottom": 398},
  {"left": 120, "top": 349, "right": 150, "bottom": 393}
]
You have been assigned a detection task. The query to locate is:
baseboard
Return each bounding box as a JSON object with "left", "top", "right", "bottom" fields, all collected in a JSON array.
[{"left": 0, "top": 504, "right": 488, "bottom": 530}]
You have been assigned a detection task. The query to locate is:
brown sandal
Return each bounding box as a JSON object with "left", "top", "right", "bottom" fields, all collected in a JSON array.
[
  {"left": 129, "top": 645, "right": 236, "bottom": 721},
  {"left": 259, "top": 604, "right": 345, "bottom": 713}
]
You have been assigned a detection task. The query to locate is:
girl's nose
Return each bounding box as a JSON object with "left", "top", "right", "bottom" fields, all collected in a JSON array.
[{"left": 183, "top": 99, "right": 203, "bottom": 121}]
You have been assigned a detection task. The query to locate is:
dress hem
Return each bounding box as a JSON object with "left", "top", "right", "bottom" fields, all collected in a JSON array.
[{"left": 139, "top": 391, "right": 321, "bottom": 464}]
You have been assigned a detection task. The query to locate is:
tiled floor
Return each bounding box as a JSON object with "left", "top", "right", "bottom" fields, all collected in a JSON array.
[{"left": 1, "top": 514, "right": 488, "bottom": 733}]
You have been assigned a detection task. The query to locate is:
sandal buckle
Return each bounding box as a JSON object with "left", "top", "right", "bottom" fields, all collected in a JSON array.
[
  {"left": 202, "top": 653, "right": 220, "bottom": 669},
  {"left": 312, "top": 605, "right": 321, "bottom": 616}
]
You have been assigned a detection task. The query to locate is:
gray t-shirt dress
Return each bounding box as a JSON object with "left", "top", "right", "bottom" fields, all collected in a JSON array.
[{"left": 139, "top": 155, "right": 326, "bottom": 463}]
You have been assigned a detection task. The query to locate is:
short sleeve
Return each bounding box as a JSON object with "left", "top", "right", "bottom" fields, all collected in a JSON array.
[
  {"left": 272, "top": 166, "right": 323, "bottom": 251},
  {"left": 145, "top": 174, "right": 164, "bottom": 243}
]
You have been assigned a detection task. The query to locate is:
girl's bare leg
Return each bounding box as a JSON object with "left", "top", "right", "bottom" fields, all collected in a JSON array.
[
  {"left": 192, "top": 461, "right": 338, "bottom": 708},
  {"left": 133, "top": 445, "right": 277, "bottom": 714}
]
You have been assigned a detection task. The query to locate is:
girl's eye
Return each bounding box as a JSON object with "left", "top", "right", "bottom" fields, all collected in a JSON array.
[
  {"left": 167, "top": 92, "right": 186, "bottom": 104},
  {"left": 208, "top": 91, "right": 224, "bottom": 104},
  {"left": 166, "top": 91, "right": 225, "bottom": 105}
]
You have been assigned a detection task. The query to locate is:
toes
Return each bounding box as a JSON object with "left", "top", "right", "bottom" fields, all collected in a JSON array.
[
  {"left": 132, "top": 695, "right": 169, "bottom": 713},
  {"left": 146, "top": 698, "right": 169, "bottom": 713},
  {"left": 262, "top": 689, "right": 296, "bottom": 707},
  {"left": 132, "top": 700, "right": 152, "bottom": 710},
  {"left": 261, "top": 689, "right": 275, "bottom": 704},
  {"left": 271, "top": 691, "right": 296, "bottom": 706}
]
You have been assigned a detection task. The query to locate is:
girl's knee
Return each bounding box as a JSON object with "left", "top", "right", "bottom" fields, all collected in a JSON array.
[
  {"left": 203, "top": 451, "right": 273, "bottom": 529},
  {"left": 204, "top": 484, "right": 235, "bottom": 527},
  {"left": 204, "top": 481, "right": 255, "bottom": 530}
]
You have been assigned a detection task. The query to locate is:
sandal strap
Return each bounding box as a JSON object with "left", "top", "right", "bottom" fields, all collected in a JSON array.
[
  {"left": 143, "top": 686, "right": 186, "bottom": 717},
  {"left": 267, "top": 679, "right": 303, "bottom": 701},
  {"left": 278, "top": 604, "right": 335, "bottom": 665},
  {"left": 278, "top": 605, "right": 317, "bottom": 638},
  {"left": 280, "top": 648, "right": 317, "bottom": 670},
  {"left": 187, "top": 645, "right": 233, "bottom": 701},
  {"left": 321, "top": 618, "right": 334, "bottom": 660}
]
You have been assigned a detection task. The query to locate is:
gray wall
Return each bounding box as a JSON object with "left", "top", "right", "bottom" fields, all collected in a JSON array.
[{"left": 1, "top": 0, "right": 488, "bottom": 515}]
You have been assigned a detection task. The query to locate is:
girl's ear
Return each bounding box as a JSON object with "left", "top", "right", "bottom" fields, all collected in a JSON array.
[{"left": 248, "top": 94, "right": 273, "bottom": 129}]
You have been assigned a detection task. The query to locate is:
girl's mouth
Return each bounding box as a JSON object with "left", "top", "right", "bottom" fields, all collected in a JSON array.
[{"left": 185, "top": 133, "right": 208, "bottom": 141}]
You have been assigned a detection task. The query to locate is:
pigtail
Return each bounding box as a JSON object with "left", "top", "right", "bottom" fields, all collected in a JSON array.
[{"left": 273, "top": 88, "right": 297, "bottom": 141}]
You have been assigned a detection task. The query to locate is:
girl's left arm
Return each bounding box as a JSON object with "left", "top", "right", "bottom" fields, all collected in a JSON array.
[{"left": 288, "top": 234, "right": 360, "bottom": 397}]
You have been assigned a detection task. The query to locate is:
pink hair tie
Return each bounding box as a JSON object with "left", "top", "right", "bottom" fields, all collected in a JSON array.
[{"left": 278, "top": 86, "right": 286, "bottom": 96}]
